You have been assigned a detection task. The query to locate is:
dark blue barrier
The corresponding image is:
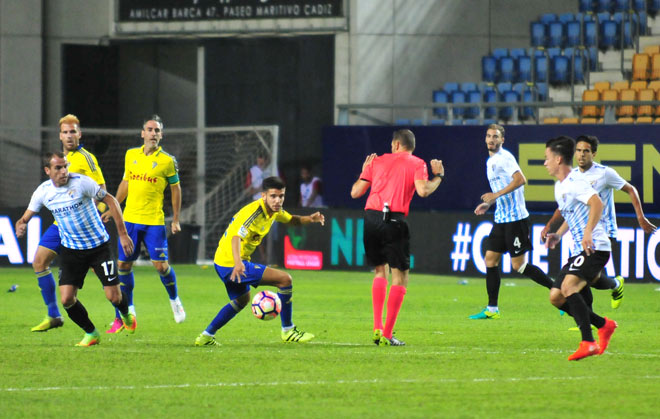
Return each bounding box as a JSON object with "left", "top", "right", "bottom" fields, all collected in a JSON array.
[{"left": 322, "top": 125, "right": 660, "bottom": 214}]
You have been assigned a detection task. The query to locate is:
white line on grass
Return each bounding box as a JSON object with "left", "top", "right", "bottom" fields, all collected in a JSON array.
[{"left": 4, "top": 375, "right": 660, "bottom": 393}]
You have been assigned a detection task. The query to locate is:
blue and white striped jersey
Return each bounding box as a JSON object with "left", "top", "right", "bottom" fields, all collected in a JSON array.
[
  {"left": 28, "top": 174, "right": 109, "bottom": 250},
  {"left": 555, "top": 170, "right": 611, "bottom": 256},
  {"left": 487, "top": 147, "right": 529, "bottom": 223},
  {"left": 572, "top": 163, "right": 627, "bottom": 239}
]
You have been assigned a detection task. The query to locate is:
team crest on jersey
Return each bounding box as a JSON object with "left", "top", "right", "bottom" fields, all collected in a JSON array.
[
  {"left": 133, "top": 160, "right": 138, "bottom": 165},
  {"left": 152, "top": 161, "right": 158, "bottom": 169},
  {"left": 67, "top": 189, "right": 76, "bottom": 198},
  {"left": 159, "top": 252, "right": 166, "bottom": 258}
]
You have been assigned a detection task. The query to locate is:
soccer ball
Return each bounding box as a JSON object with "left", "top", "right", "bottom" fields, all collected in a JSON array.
[{"left": 251, "top": 290, "right": 282, "bottom": 321}]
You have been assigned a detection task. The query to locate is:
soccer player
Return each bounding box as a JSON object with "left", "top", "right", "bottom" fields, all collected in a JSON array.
[
  {"left": 542, "top": 135, "right": 657, "bottom": 309},
  {"left": 194, "top": 176, "right": 324, "bottom": 346},
  {"left": 351, "top": 129, "right": 444, "bottom": 346},
  {"left": 469, "top": 124, "right": 554, "bottom": 320},
  {"left": 543, "top": 136, "right": 617, "bottom": 361},
  {"left": 16, "top": 152, "right": 136, "bottom": 347},
  {"left": 30, "top": 114, "right": 108, "bottom": 332},
  {"left": 105, "top": 115, "right": 185, "bottom": 333}
]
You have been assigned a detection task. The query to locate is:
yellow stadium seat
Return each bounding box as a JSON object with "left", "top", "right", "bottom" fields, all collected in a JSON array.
[
  {"left": 601, "top": 89, "right": 618, "bottom": 117},
  {"left": 593, "top": 81, "right": 610, "bottom": 92},
  {"left": 636, "top": 116, "right": 653, "bottom": 123},
  {"left": 648, "top": 80, "right": 660, "bottom": 92},
  {"left": 617, "top": 89, "right": 636, "bottom": 117},
  {"left": 652, "top": 54, "right": 660, "bottom": 80},
  {"left": 632, "top": 53, "right": 650, "bottom": 81},
  {"left": 543, "top": 117, "right": 560, "bottom": 124},
  {"left": 656, "top": 90, "right": 660, "bottom": 117},
  {"left": 580, "top": 117, "right": 598, "bottom": 124},
  {"left": 643, "top": 45, "right": 660, "bottom": 56},
  {"left": 617, "top": 117, "right": 634, "bottom": 123},
  {"left": 561, "top": 117, "right": 579, "bottom": 124},
  {"left": 581, "top": 89, "right": 601, "bottom": 117},
  {"left": 630, "top": 80, "right": 647, "bottom": 92},
  {"left": 637, "top": 89, "right": 655, "bottom": 116},
  {"left": 611, "top": 80, "right": 630, "bottom": 91}
]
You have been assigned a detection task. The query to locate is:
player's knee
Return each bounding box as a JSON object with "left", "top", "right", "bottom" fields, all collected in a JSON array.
[
  {"left": 279, "top": 273, "right": 292, "bottom": 288},
  {"left": 549, "top": 290, "right": 563, "bottom": 307},
  {"left": 155, "top": 262, "right": 169, "bottom": 275},
  {"left": 61, "top": 295, "right": 76, "bottom": 307},
  {"left": 235, "top": 294, "right": 250, "bottom": 309}
]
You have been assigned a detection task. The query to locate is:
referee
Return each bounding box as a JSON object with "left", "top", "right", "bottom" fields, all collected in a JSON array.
[{"left": 351, "top": 129, "right": 444, "bottom": 346}]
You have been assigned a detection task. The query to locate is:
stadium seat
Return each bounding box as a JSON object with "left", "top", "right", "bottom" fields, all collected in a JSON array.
[
  {"left": 496, "top": 82, "right": 512, "bottom": 94},
  {"left": 482, "top": 119, "right": 497, "bottom": 125},
  {"left": 594, "top": 81, "right": 610, "bottom": 92},
  {"left": 395, "top": 118, "right": 411, "bottom": 125},
  {"left": 460, "top": 82, "right": 477, "bottom": 93},
  {"left": 561, "top": 117, "right": 579, "bottom": 123},
  {"left": 512, "top": 82, "right": 526, "bottom": 96},
  {"left": 559, "top": 13, "right": 575, "bottom": 24},
  {"left": 632, "top": 0, "right": 645, "bottom": 12},
  {"left": 564, "top": 48, "right": 585, "bottom": 83},
  {"left": 584, "top": 20, "right": 598, "bottom": 47},
  {"left": 550, "top": 54, "right": 569, "bottom": 85},
  {"left": 651, "top": 0, "right": 660, "bottom": 17},
  {"left": 596, "top": 0, "right": 612, "bottom": 13},
  {"left": 498, "top": 56, "right": 515, "bottom": 82},
  {"left": 450, "top": 90, "right": 466, "bottom": 119},
  {"left": 534, "top": 54, "right": 549, "bottom": 82},
  {"left": 509, "top": 48, "right": 527, "bottom": 60},
  {"left": 651, "top": 53, "right": 660, "bottom": 79},
  {"left": 648, "top": 80, "right": 660, "bottom": 91},
  {"left": 612, "top": 80, "right": 629, "bottom": 91},
  {"left": 613, "top": 13, "right": 634, "bottom": 48},
  {"left": 543, "top": 117, "right": 560, "bottom": 124},
  {"left": 499, "top": 90, "right": 519, "bottom": 121},
  {"left": 580, "top": 117, "right": 599, "bottom": 123},
  {"left": 547, "top": 21, "right": 565, "bottom": 48},
  {"left": 432, "top": 89, "right": 448, "bottom": 118},
  {"left": 492, "top": 48, "right": 509, "bottom": 59},
  {"left": 483, "top": 87, "right": 498, "bottom": 119},
  {"left": 630, "top": 80, "right": 647, "bottom": 91},
  {"left": 578, "top": 0, "right": 593, "bottom": 13},
  {"left": 617, "top": 116, "right": 634, "bottom": 123},
  {"left": 636, "top": 116, "right": 653, "bottom": 123},
  {"left": 535, "top": 82, "right": 549, "bottom": 100},
  {"left": 657, "top": 89, "right": 660, "bottom": 116},
  {"left": 600, "top": 19, "right": 618, "bottom": 50},
  {"left": 566, "top": 21, "right": 582, "bottom": 47},
  {"left": 582, "top": 89, "right": 601, "bottom": 117},
  {"left": 587, "top": 47, "right": 598, "bottom": 71},
  {"left": 540, "top": 13, "right": 557, "bottom": 24},
  {"left": 443, "top": 82, "right": 460, "bottom": 94},
  {"left": 464, "top": 90, "right": 482, "bottom": 119},
  {"left": 612, "top": 0, "right": 627, "bottom": 12},
  {"left": 530, "top": 21, "right": 546, "bottom": 48},
  {"left": 429, "top": 119, "right": 446, "bottom": 125},
  {"left": 617, "top": 88, "right": 636, "bottom": 117},
  {"left": 638, "top": 89, "right": 655, "bottom": 116},
  {"left": 462, "top": 118, "right": 480, "bottom": 125},
  {"left": 632, "top": 53, "right": 650, "bottom": 81},
  {"left": 520, "top": 89, "right": 535, "bottom": 120},
  {"left": 517, "top": 55, "right": 532, "bottom": 82},
  {"left": 602, "top": 88, "right": 619, "bottom": 117},
  {"left": 546, "top": 47, "right": 562, "bottom": 60},
  {"left": 482, "top": 56, "right": 497, "bottom": 83},
  {"left": 644, "top": 45, "right": 660, "bottom": 56}
]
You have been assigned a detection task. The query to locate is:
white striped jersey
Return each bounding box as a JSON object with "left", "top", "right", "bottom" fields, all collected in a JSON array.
[
  {"left": 571, "top": 163, "right": 627, "bottom": 239},
  {"left": 486, "top": 147, "right": 529, "bottom": 223},
  {"left": 555, "top": 170, "right": 611, "bottom": 256},
  {"left": 28, "top": 174, "right": 109, "bottom": 250}
]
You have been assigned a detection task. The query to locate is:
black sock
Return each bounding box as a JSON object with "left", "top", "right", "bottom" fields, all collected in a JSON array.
[
  {"left": 592, "top": 271, "right": 618, "bottom": 290},
  {"left": 566, "top": 293, "right": 595, "bottom": 342},
  {"left": 559, "top": 302, "right": 572, "bottom": 316},
  {"left": 580, "top": 286, "right": 594, "bottom": 310},
  {"left": 486, "top": 267, "right": 501, "bottom": 307},
  {"left": 112, "top": 291, "right": 129, "bottom": 316},
  {"left": 64, "top": 300, "right": 95, "bottom": 334},
  {"left": 521, "top": 264, "right": 554, "bottom": 289}
]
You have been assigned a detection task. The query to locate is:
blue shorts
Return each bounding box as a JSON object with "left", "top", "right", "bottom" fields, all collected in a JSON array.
[
  {"left": 38, "top": 224, "right": 61, "bottom": 254},
  {"left": 118, "top": 222, "right": 169, "bottom": 262},
  {"left": 214, "top": 261, "right": 267, "bottom": 300}
]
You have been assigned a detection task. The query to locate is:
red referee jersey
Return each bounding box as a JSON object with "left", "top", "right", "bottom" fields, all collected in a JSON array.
[{"left": 360, "top": 152, "right": 428, "bottom": 216}]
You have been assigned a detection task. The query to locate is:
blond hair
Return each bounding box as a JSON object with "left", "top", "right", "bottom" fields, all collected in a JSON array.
[{"left": 59, "top": 114, "right": 80, "bottom": 129}]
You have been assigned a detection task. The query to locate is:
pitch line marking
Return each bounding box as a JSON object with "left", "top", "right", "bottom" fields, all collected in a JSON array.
[{"left": 4, "top": 375, "right": 660, "bottom": 393}]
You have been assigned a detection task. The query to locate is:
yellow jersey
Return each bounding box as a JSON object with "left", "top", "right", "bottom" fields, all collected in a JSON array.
[
  {"left": 122, "top": 146, "right": 179, "bottom": 225},
  {"left": 214, "top": 199, "right": 292, "bottom": 267},
  {"left": 66, "top": 146, "right": 105, "bottom": 185}
]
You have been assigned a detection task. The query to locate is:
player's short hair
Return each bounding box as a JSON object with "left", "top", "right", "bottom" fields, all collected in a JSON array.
[
  {"left": 263, "top": 176, "right": 286, "bottom": 191},
  {"left": 546, "top": 136, "right": 575, "bottom": 165},
  {"left": 487, "top": 123, "right": 505, "bottom": 138},
  {"left": 143, "top": 114, "right": 164, "bottom": 130},
  {"left": 43, "top": 151, "right": 65, "bottom": 168},
  {"left": 393, "top": 129, "right": 415, "bottom": 151},
  {"left": 58, "top": 114, "right": 80, "bottom": 130},
  {"left": 575, "top": 134, "right": 599, "bottom": 153}
]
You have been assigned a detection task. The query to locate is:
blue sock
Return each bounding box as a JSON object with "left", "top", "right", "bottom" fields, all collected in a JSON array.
[
  {"left": 114, "top": 269, "right": 135, "bottom": 319},
  {"left": 159, "top": 266, "right": 178, "bottom": 300},
  {"left": 278, "top": 286, "right": 293, "bottom": 328},
  {"left": 36, "top": 270, "right": 60, "bottom": 318},
  {"left": 205, "top": 301, "right": 241, "bottom": 335}
]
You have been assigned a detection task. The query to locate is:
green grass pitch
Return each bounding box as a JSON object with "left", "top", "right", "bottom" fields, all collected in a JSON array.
[{"left": 1, "top": 265, "right": 659, "bottom": 418}]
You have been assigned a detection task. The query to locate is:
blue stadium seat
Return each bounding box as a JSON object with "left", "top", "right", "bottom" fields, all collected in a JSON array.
[
  {"left": 395, "top": 118, "right": 410, "bottom": 125},
  {"left": 443, "top": 82, "right": 460, "bottom": 94},
  {"left": 650, "top": 0, "right": 660, "bottom": 16},
  {"left": 520, "top": 89, "right": 535, "bottom": 120},
  {"left": 540, "top": 13, "right": 557, "bottom": 23},
  {"left": 559, "top": 13, "right": 575, "bottom": 24},
  {"left": 550, "top": 54, "right": 569, "bottom": 84},
  {"left": 547, "top": 21, "right": 565, "bottom": 47},
  {"left": 587, "top": 46, "right": 598, "bottom": 71},
  {"left": 512, "top": 82, "right": 526, "bottom": 97},
  {"left": 600, "top": 19, "right": 617, "bottom": 49},
  {"left": 482, "top": 56, "right": 497, "bottom": 83},
  {"left": 462, "top": 119, "right": 480, "bottom": 125},
  {"left": 510, "top": 48, "right": 528, "bottom": 60},
  {"left": 565, "top": 48, "right": 586, "bottom": 83},
  {"left": 411, "top": 119, "right": 424, "bottom": 125},
  {"left": 496, "top": 82, "right": 512, "bottom": 94},
  {"left": 460, "top": 82, "right": 477, "bottom": 93},
  {"left": 498, "top": 56, "right": 515, "bottom": 82},
  {"left": 595, "top": 0, "right": 613, "bottom": 13},
  {"left": 516, "top": 55, "right": 532, "bottom": 82},
  {"left": 612, "top": 0, "right": 628, "bottom": 12},
  {"left": 584, "top": 20, "right": 598, "bottom": 47},
  {"left": 483, "top": 87, "right": 498, "bottom": 119},
  {"left": 530, "top": 21, "right": 545, "bottom": 47},
  {"left": 566, "top": 21, "right": 581, "bottom": 47},
  {"left": 638, "top": 11, "right": 648, "bottom": 35},
  {"left": 482, "top": 119, "right": 497, "bottom": 125},
  {"left": 450, "top": 90, "right": 466, "bottom": 119},
  {"left": 432, "top": 89, "right": 448, "bottom": 118},
  {"left": 546, "top": 47, "right": 562, "bottom": 60},
  {"left": 631, "top": 0, "right": 645, "bottom": 12},
  {"left": 499, "top": 90, "right": 520, "bottom": 120},
  {"left": 492, "top": 48, "right": 509, "bottom": 59},
  {"left": 464, "top": 90, "right": 482, "bottom": 119},
  {"left": 579, "top": 0, "right": 593, "bottom": 12},
  {"left": 429, "top": 119, "right": 446, "bottom": 125},
  {"left": 613, "top": 13, "right": 634, "bottom": 47},
  {"left": 534, "top": 54, "right": 549, "bottom": 82},
  {"left": 535, "top": 82, "right": 549, "bottom": 101}
]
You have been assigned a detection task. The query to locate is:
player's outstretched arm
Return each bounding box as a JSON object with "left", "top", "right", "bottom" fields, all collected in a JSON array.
[
  {"left": 102, "top": 193, "right": 134, "bottom": 256},
  {"left": 481, "top": 170, "right": 526, "bottom": 204},
  {"left": 415, "top": 159, "right": 444, "bottom": 198},
  {"left": 541, "top": 208, "right": 564, "bottom": 242},
  {"left": 622, "top": 183, "right": 657, "bottom": 234},
  {"left": 15, "top": 209, "right": 37, "bottom": 238},
  {"left": 290, "top": 212, "right": 325, "bottom": 226}
]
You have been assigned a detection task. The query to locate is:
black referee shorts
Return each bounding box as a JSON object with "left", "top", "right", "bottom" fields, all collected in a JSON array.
[
  {"left": 58, "top": 241, "right": 120, "bottom": 289},
  {"left": 363, "top": 210, "right": 410, "bottom": 271}
]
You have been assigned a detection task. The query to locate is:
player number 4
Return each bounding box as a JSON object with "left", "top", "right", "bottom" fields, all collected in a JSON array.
[{"left": 513, "top": 237, "right": 521, "bottom": 248}]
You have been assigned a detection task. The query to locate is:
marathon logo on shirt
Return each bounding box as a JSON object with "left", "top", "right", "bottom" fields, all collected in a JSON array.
[
  {"left": 51, "top": 200, "right": 85, "bottom": 215},
  {"left": 129, "top": 172, "right": 158, "bottom": 183}
]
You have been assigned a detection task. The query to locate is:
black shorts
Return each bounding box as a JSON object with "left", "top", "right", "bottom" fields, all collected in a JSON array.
[
  {"left": 553, "top": 250, "right": 611, "bottom": 289},
  {"left": 58, "top": 241, "right": 120, "bottom": 289},
  {"left": 363, "top": 210, "right": 410, "bottom": 271},
  {"left": 485, "top": 218, "right": 533, "bottom": 256}
]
